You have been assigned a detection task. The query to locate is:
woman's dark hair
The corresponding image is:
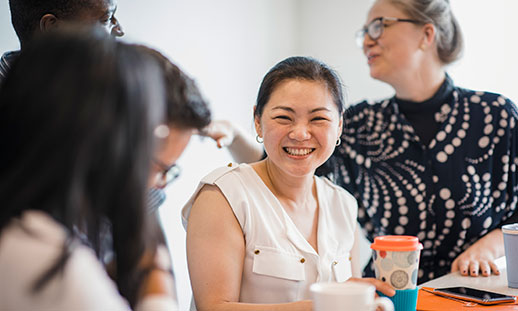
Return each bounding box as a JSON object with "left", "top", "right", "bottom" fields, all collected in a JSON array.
[
  {"left": 388, "top": 0, "right": 464, "bottom": 64},
  {"left": 0, "top": 26, "right": 165, "bottom": 307},
  {"left": 255, "top": 56, "right": 345, "bottom": 119},
  {"left": 133, "top": 45, "right": 212, "bottom": 130}
]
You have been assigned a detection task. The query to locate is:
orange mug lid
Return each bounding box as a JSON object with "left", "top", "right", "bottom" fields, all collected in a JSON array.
[{"left": 370, "top": 235, "right": 423, "bottom": 252}]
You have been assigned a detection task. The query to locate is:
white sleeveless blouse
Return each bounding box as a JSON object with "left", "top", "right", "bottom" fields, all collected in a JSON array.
[{"left": 182, "top": 163, "right": 358, "bottom": 304}]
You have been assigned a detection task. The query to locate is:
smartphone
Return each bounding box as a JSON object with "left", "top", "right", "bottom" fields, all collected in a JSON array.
[{"left": 432, "top": 287, "right": 516, "bottom": 305}]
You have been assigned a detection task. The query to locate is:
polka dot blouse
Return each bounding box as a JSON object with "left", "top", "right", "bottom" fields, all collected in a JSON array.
[{"left": 319, "top": 76, "right": 518, "bottom": 283}]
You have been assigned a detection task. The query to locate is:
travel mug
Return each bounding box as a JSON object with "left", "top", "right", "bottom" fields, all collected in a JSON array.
[
  {"left": 371, "top": 235, "right": 423, "bottom": 311},
  {"left": 503, "top": 223, "right": 518, "bottom": 288}
]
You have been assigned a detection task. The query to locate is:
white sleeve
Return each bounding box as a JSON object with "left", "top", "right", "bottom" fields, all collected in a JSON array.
[
  {"left": 135, "top": 295, "right": 179, "bottom": 311},
  {"left": 57, "top": 246, "right": 133, "bottom": 310},
  {"left": 66, "top": 247, "right": 179, "bottom": 311}
]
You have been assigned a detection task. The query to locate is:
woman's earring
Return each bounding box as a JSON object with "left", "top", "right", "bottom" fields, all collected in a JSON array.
[
  {"left": 256, "top": 135, "right": 264, "bottom": 144},
  {"left": 335, "top": 137, "right": 341, "bottom": 146}
]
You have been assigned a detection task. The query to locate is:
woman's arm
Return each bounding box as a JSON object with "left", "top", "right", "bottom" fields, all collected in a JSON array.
[
  {"left": 201, "top": 120, "right": 264, "bottom": 163},
  {"left": 186, "top": 184, "right": 311, "bottom": 311},
  {"left": 450, "top": 228, "right": 504, "bottom": 276}
]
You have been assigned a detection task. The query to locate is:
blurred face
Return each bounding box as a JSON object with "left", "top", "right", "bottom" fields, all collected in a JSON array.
[
  {"left": 149, "top": 126, "right": 193, "bottom": 189},
  {"left": 362, "top": 0, "right": 424, "bottom": 85},
  {"left": 255, "top": 79, "right": 342, "bottom": 178},
  {"left": 74, "top": 0, "right": 124, "bottom": 37}
]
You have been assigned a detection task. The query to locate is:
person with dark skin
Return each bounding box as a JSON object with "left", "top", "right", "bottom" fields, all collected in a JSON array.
[{"left": 0, "top": 0, "right": 123, "bottom": 81}]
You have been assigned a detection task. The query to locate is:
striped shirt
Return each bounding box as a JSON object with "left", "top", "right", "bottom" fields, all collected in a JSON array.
[{"left": 0, "top": 51, "right": 18, "bottom": 84}]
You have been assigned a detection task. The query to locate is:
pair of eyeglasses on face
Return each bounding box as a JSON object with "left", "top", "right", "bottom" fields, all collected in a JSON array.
[
  {"left": 153, "top": 158, "right": 181, "bottom": 188},
  {"left": 355, "top": 16, "right": 421, "bottom": 48}
]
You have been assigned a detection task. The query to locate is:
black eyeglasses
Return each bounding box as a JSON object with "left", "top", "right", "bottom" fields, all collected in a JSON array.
[
  {"left": 153, "top": 158, "right": 181, "bottom": 188},
  {"left": 355, "top": 17, "right": 421, "bottom": 47}
]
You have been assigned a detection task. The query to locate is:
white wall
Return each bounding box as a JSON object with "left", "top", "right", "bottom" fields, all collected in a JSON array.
[
  {"left": 1, "top": 1, "right": 517, "bottom": 310},
  {"left": 0, "top": 1, "right": 19, "bottom": 51},
  {"left": 449, "top": 0, "right": 518, "bottom": 103},
  {"left": 297, "top": 0, "right": 393, "bottom": 103}
]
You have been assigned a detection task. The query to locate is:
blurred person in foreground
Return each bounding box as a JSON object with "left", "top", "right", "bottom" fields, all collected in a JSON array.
[
  {"left": 137, "top": 46, "right": 212, "bottom": 214},
  {"left": 0, "top": 27, "right": 176, "bottom": 310}
]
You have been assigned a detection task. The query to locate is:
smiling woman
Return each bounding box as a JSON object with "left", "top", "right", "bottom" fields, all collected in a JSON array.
[
  {"left": 181, "top": 56, "right": 394, "bottom": 311},
  {"left": 201, "top": 0, "right": 518, "bottom": 288},
  {"left": 255, "top": 79, "right": 342, "bottom": 178}
]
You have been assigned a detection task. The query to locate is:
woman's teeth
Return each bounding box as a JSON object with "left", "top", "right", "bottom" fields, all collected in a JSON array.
[{"left": 284, "top": 147, "right": 314, "bottom": 156}]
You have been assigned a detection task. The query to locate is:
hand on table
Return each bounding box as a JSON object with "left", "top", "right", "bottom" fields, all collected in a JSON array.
[{"left": 451, "top": 229, "right": 504, "bottom": 277}]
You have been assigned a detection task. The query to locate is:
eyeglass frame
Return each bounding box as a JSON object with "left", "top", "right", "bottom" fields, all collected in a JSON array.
[
  {"left": 355, "top": 16, "right": 421, "bottom": 48},
  {"left": 153, "top": 158, "right": 181, "bottom": 188}
]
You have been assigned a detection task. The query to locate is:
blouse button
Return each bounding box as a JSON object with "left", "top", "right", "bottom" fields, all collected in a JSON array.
[
  {"left": 300, "top": 258, "right": 306, "bottom": 263},
  {"left": 227, "top": 163, "right": 233, "bottom": 167},
  {"left": 349, "top": 256, "right": 352, "bottom": 261},
  {"left": 333, "top": 261, "right": 338, "bottom": 265},
  {"left": 254, "top": 249, "right": 260, "bottom": 255}
]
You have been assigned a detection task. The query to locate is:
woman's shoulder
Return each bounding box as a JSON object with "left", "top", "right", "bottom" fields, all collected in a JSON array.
[
  {"left": 199, "top": 162, "right": 251, "bottom": 184},
  {"left": 455, "top": 87, "right": 518, "bottom": 119},
  {"left": 0, "top": 211, "right": 130, "bottom": 310},
  {"left": 182, "top": 163, "right": 253, "bottom": 227},
  {"left": 348, "top": 98, "right": 391, "bottom": 111},
  {"left": 344, "top": 98, "right": 394, "bottom": 121}
]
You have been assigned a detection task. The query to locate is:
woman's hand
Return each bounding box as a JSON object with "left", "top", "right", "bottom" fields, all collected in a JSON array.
[
  {"left": 451, "top": 228, "right": 505, "bottom": 277},
  {"left": 198, "top": 120, "right": 237, "bottom": 148},
  {"left": 347, "top": 277, "right": 395, "bottom": 297},
  {"left": 198, "top": 120, "right": 264, "bottom": 163}
]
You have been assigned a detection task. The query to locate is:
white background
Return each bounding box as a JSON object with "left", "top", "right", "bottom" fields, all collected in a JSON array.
[{"left": 1, "top": 1, "right": 517, "bottom": 310}]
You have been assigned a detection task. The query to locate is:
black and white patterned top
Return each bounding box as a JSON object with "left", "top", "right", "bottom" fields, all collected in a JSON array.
[
  {"left": 0, "top": 51, "right": 18, "bottom": 84},
  {"left": 319, "top": 76, "right": 518, "bottom": 283}
]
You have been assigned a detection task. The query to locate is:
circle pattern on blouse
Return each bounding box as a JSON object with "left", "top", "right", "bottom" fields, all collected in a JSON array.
[{"left": 338, "top": 88, "right": 518, "bottom": 283}]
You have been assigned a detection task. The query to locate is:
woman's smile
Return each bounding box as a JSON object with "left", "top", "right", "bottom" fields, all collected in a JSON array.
[{"left": 283, "top": 147, "right": 315, "bottom": 157}]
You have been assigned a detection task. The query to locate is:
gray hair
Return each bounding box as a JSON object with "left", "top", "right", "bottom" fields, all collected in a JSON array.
[{"left": 387, "top": 0, "right": 463, "bottom": 64}]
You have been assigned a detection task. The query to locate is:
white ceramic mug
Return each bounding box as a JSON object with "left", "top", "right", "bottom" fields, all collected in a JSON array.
[{"left": 310, "top": 282, "right": 394, "bottom": 311}]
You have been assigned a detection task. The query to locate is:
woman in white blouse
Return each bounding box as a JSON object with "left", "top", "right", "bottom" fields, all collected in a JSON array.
[
  {"left": 0, "top": 27, "right": 176, "bottom": 311},
  {"left": 183, "top": 56, "right": 394, "bottom": 310}
]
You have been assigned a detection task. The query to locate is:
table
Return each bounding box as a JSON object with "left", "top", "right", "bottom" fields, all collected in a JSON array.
[{"left": 420, "top": 256, "right": 518, "bottom": 296}]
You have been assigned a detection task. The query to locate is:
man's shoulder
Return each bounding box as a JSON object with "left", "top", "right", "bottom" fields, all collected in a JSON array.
[{"left": 0, "top": 50, "right": 20, "bottom": 81}]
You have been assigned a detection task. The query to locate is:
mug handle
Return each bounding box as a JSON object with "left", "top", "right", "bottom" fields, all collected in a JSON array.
[{"left": 373, "top": 297, "right": 394, "bottom": 311}]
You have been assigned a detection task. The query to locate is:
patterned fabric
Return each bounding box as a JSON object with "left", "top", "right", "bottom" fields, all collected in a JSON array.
[
  {"left": 147, "top": 187, "right": 166, "bottom": 213},
  {"left": 0, "top": 51, "right": 18, "bottom": 84},
  {"left": 320, "top": 76, "right": 518, "bottom": 283}
]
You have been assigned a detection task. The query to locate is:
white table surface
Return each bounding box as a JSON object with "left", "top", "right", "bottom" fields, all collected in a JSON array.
[{"left": 419, "top": 256, "right": 518, "bottom": 296}]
